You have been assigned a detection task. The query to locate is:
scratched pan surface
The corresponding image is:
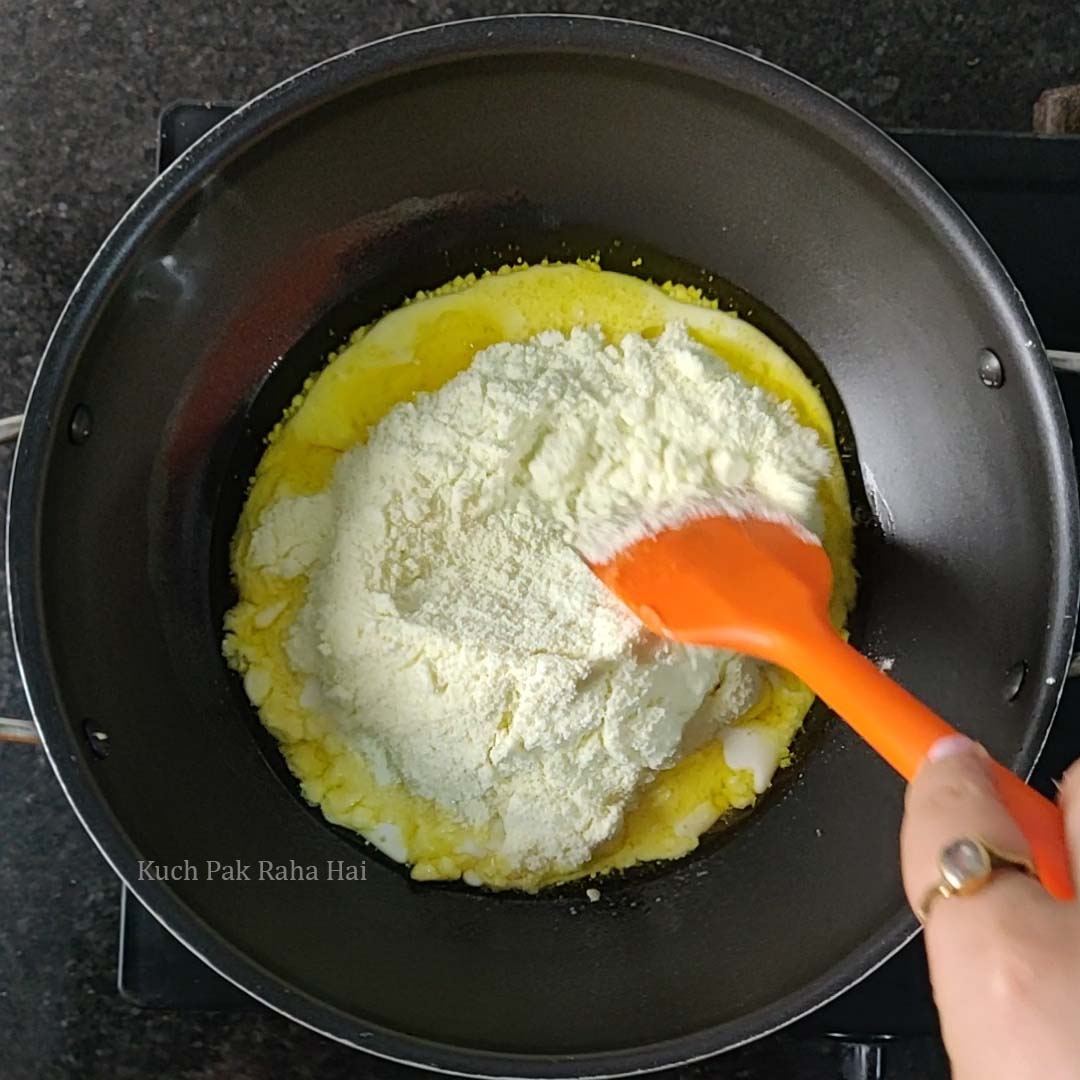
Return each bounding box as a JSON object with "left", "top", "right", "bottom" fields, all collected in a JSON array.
[{"left": 8, "top": 16, "right": 1078, "bottom": 1077}]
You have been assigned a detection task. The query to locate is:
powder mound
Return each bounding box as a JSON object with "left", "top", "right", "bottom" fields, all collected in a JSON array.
[
  {"left": 249, "top": 324, "right": 830, "bottom": 874},
  {"left": 576, "top": 492, "right": 821, "bottom": 567}
]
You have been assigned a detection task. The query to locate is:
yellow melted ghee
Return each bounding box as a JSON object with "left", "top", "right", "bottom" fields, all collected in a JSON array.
[{"left": 224, "top": 262, "right": 856, "bottom": 891}]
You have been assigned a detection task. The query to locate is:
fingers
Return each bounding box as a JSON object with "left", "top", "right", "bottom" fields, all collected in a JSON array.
[
  {"left": 902, "top": 739, "right": 1080, "bottom": 1079},
  {"left": 900, "top": 735, "right": 1035, "bottom": 918}
]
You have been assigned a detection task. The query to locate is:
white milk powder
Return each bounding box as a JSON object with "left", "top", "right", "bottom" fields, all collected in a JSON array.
[{"left": 248, "top": 324, "right": 830, "bottom": 872}]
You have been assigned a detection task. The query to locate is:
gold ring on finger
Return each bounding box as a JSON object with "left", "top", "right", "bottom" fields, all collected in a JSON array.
[{"left": 918, "top": 836, "right": 1035, "bottom": 924}]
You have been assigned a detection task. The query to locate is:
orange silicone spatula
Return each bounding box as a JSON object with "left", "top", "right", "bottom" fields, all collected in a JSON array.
[{"left": 587, "top": 509, "right": 1074, "bottom": 900}]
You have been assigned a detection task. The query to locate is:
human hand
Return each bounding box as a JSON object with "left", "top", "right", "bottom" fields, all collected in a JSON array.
[{"left": 900, "top": 735, "right": 1080, "bottom": 1080}]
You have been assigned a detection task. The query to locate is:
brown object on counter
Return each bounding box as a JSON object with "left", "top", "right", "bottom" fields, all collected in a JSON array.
[{"left": 1034, "top": 85, "right": 1080, "bottom": 134}]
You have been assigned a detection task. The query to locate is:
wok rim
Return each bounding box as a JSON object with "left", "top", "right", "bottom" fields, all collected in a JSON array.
[{"left": 7, "top": 13, "right": 1078, "bottom": 1076}]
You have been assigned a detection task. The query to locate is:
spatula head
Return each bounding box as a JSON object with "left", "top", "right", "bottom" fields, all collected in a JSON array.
[{"left": 587, "top": 512, "right": 835, "bottom": 662}]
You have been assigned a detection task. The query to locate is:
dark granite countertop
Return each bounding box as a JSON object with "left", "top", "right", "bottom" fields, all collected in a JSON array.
[{"left": 1, "top": 2, "right": 1076, "bottom": 1077}]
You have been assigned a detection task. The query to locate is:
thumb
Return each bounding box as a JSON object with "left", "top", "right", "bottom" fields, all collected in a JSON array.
[{"left": 1055, "top": 758, "right": 1080, "bottom": 889}]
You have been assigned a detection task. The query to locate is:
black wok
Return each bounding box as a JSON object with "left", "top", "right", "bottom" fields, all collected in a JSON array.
[{"left": 7, "top": 15, "right": 1079, "bottom": 1076}]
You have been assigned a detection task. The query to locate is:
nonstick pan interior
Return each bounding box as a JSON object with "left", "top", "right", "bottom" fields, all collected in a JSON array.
[
  {"left": 209, "top": 224, "right": 880, "bottom": 890},
  {"left": 9, "top": 17, "right": 1077, "bottom": 1076}
]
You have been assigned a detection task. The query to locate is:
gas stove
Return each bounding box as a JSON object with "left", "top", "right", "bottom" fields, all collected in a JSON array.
[{"left": 114, "top": 104, "right": 1080, "bottom": 1080}]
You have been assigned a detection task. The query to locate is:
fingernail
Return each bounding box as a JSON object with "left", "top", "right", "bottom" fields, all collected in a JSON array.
[{"left": 927, "top": 734, "right": 978, "bottom": 762}]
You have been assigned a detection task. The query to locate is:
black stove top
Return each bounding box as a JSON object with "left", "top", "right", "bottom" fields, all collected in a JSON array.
[{"left": 120, "top": 104, "right": 1080, "bottom": 1080}]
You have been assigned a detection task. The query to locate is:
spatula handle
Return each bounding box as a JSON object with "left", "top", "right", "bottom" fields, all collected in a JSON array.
[
  {"left": 987, "top": 762, "right": 1072, "bottom": 900},
  {"left": 786, "top": 628, "right": 1074, "bottom": 901}
]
